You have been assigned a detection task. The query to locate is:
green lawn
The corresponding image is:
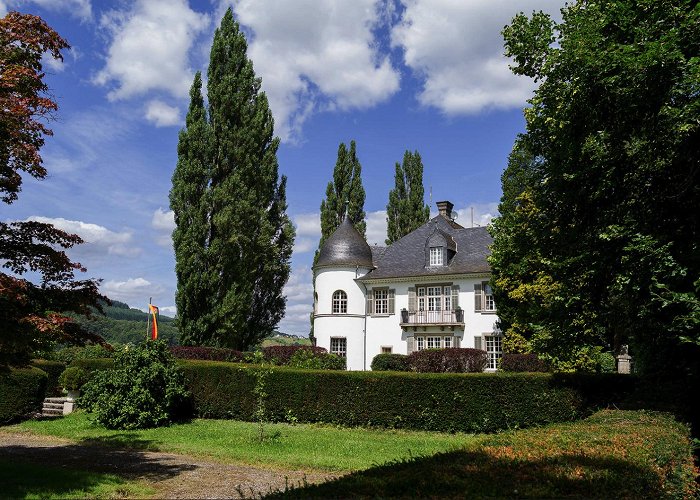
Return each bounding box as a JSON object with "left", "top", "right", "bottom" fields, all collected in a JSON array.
[
  {"left": 0, "top": 458, "right": 154, "bottom": 499},
  {"left": 7, "top": 411, "right": 479, "bottom": 472}
]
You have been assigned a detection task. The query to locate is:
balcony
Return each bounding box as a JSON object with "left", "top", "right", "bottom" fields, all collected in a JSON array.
[{"left": 400, "top": 309, "right": 464, "bottom": 330}]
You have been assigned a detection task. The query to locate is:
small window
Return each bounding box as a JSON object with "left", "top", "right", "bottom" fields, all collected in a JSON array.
[
  {"left": 331, "top": 337, "right": 347, "bottom": 357},
  {"left": 484, "top": 284, "right": 496, "bottom": 311},
  {"left": 429, "top": 246, "right": 443, "bottom": 266},
  {"left": 332, "top": 290, "right": 347, "bottom": 314},
  {"left": 416, "top": 336, "right": 425, "bottom": 351},
  {"left": 444, "top": 337, "right": 453, "bottom": 348},
  {"left": 381, "top": 346, "right": 392, "bottom": 354},
  {"left": 374, "top": 289, "right": 388, "bottom": 314},
  {"left": 485, "top": 335, "right": 502, "bottom": 370}
]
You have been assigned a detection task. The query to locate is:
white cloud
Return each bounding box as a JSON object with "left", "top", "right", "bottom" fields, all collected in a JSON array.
[
  {"left": 278, "top": 264, "right": 313, "bottom": 335},
  {"left": 27, "top": 216, "right": 140, "bottom": 257},
  {"left": 453, "top": 202, "right": 499, "bottom": 228},
  {"left": 3, "top": 0, "right": 92, "bottom": 21},
  {"left": 392, "top": 0, "right": 561, "bottom": 114},
  {"left": 227, "top": 0, "right": 401, "bottom": 141},
  {"left": 151, "top": 208, "right": 174, "bottom": 247},
  {"left": 144, "top": 100, "right": 181, "bottom": 127},
  {"left": 293, "top": 212, "right": 321, "bottom": 237},
  {"left": 366, "top": 210, "right": 388, "bottom": 246},
  {"left": 102, "top": 277, "right": 164, "bottom": 303},
  {"left": 94, "top": 0, "right": 209, "bottom": 101},
  {"left": 158, "top": 305, "right": 177, "bottom": 316}
]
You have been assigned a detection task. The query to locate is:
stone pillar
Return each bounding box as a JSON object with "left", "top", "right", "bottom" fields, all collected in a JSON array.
[{"left": 616, "top": 345, "right": 632, "bottom": 374}]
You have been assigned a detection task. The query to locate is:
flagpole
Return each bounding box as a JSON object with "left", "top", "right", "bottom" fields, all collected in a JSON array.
[{"left": 146, "top": 296, "right": 152, "bottom": 342}]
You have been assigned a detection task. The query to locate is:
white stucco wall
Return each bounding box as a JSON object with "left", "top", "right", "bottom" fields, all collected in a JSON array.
[{"left": 314, "top": 269, "right": 501, "bottom": 371}]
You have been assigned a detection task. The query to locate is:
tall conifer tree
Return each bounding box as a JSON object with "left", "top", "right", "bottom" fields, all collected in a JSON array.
[
  {"left": 171, "top": 9, "right": 294, "bottom": 349},
  {"left": 316, "top": 140, "right": 366, "bottom": 259},
  {"left": 385, "top": 150, "right": 430, "bottom": 244}
]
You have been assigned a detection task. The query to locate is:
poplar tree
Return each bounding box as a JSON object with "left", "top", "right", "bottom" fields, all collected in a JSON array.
[
  {"left": 385, "top": 150, "right": 430, "bottom": 244},
  {"left": 316, "top": 140, "right": 366, "bottom": 258},
  {"left": 171, "top": 9, "right": 294, "bottom": 349}
]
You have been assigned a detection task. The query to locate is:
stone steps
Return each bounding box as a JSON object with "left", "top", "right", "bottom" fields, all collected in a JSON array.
[{"left": 41, "top": 397, "right": 68, "bottom": 417}]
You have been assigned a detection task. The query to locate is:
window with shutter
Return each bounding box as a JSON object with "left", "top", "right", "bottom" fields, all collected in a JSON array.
[
  {"left": 451, "top": 285, "right": 460, "bottom": 310},
  {"left": 388, "top": 289, "right": 395, "bottom": 314},
  {"left": 408, "top": 287, "right": 416, "bottom": 312},
  {"left": 474, "top": 283, "right": 483, "bottom": 312},
  {"left": 366, "top": 290, "right": 374, "bottom": 316},
  {"left": 474, "top": 336, "right": 483, "bottom": 350}
]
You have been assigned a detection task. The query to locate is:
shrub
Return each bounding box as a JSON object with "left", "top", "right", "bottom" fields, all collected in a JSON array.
[
  {"left": 80, "top": 341, "right": 191, "bottom": 429},
  {"left": 30, "top": 359, "right": 66, "bottom": 396},
  {"left": 51, "top": 344, "right": 114, "bottom": 365},
  {"left": 71, "top": 357, "right": 115, "bottom": 372},
  {"left": 407, "top": 348, "right": 487, "bottom": 373},
  {"left": 0, "top": 367, "right": 47, "bottom": 424},
  {"left": 181, "top": 361, "right": 595, "bottom": 433},
  {"left": 371, "top": 354, "right": 410, "bottom": 371},
  {"left": 500, "top": 353, "right": 549, "bottom": 372},
  {"left": 262, "top": 345, "right": 327, "bottom": 365},
  {"left": 597, "top": 352, "right": 617, "bottom": 373},
  {"left": 170, "top": 346, "right": 244, "bottom": 363},
  {"left": 58, "top": 366, "right": 90, "bottom": 390},
  {"left": 287, "top": 349, "right": 345, "bottom": 370}
]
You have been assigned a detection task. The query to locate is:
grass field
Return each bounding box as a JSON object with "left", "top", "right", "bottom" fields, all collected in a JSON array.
[
  {"left": 8, "top": 411, "right": 479, "bottom": 472},
  {"left": 0, "top": 458, "right": 154, "bottom": 499}
]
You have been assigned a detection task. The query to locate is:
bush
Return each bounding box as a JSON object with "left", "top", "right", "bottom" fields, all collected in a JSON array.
[
  {"left": 287, "top": 349, "right": 345, "bottom": 370},
  {"left": 597, "top": 352, "right": 617, "bottom": 373},
  {"left": 58, "top": 366, "right": 90, "bottom": 390},
  {"left": 407, "top": 348, "right": 487, "bottom": 373},
  {"left": 371, "top": 354, "right": 410, "bottom": 371},
  {"left": 51, "top": 344, "right": 114, "bottom": 365},
  {"left": 170, "top": 346, "right": 244, "bottom": 363},
  {"left": 30, "top": 359, "right": 66, "bottom": 396},
  {"left": 262, "top": 345, "right": 327, "bottom": 365},
  {"left": 80, "top": 341, "right": 191, "bottom": 429},
  {"left": 71, "top": 357, "right": 115, "bottom": 372},
  {"left": 500, "top": 353, "right": 549, "bottom": 372},
  {"left": 181, "top": 361, "right": 593, "bottom": 433},
  {"left": 0, "top": 367, "right": 47, "bottom": 424}
]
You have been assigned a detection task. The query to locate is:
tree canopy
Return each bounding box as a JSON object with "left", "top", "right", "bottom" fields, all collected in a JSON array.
[
  {"left": 386, "top": 150, "right": 430, "bottom": 244},
  {"left": 490, "top": 0, "right": 700, "bottom": 374},
  {"left": 171, "top": 9, "right": 294, "bottom": 350},
  {"left": 0, "top": 12, "right": 105, "bottom": 367}
]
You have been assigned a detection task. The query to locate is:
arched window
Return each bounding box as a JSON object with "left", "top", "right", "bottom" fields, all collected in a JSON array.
[{"left": 332, "top": 290, "right": 347, "bottom": 314}]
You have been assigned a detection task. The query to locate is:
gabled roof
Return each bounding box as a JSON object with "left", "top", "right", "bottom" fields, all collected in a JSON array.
[
  {"left": 357, "top": 215, "right": 492, "bottom": 281},
  {"left": 315, "top": 217, "right": 374, "bottom": 269}
]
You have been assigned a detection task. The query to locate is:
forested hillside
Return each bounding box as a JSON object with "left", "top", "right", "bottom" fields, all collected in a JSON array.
[{"left": 74, "top": 300, "right": 178, "bottom": 345}]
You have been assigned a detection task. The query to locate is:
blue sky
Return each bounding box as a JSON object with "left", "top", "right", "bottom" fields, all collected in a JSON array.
[{"left": 1, "top": 0, "right": 562, "bottom": 335}]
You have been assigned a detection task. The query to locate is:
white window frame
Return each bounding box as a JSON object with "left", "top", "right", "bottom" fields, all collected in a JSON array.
[
  {"left": 332, "top": 290, "right": 347, "bottom": 314},
  {"left": 415, "top": 336, "right": 455, "bottom": 350},
  {"left": 417, "top": 287, "right": 426, "bottom": 311},
  {"left": 374, "top": 289, "right": 388, "bottom": 315},
  {"left": 416, "top": 336, "right": 425, "bottom": 351},
  {"left": 429, "top": 246, "right": 443, "bottom": 266},
  {"left": 485, "top": 334, "right": 502, "bottom": 370},
  {"left": 484, "top": 284, "right": 496, "bottom": 312},
  {"left": 330, "top": 337, "right": 347, "bottom": 358}
]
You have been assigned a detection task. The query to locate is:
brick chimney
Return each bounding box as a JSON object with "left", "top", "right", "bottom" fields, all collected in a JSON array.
[{"left": 436, "top": 200, "right": 454, "bottom": 219}]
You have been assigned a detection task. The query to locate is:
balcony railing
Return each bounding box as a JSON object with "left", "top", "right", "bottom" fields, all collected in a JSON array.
[{"left": 400, "top": 309, "right": 464, "bottom": 325}]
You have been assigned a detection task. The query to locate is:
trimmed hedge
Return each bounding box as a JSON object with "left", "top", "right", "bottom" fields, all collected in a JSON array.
[
  {"left": 407, "top": 348, "right": 487, "bottom": 373},
  {"left": 170, "top": 346, "right": 244, "bottom": 363},
  {"left": 71, "top": 357, "right": 115, "bottom": 372},
  {"left": 371, "top": 354, "right": 410, "bottom": 371},
  {"left": 30, "top": 359, "right": 66, "bottom": 396},
  {"left": 0, "top": 367, "right": 47, "bottom": 424},
  {"left": 69, "top": 358, "right": 644, "bottom": 433},
  {"left": 262, "top": 345, "right": 327, "bottom": 365},
  {"left": 499, "top": 353, "right": 549, "bottom": 372},
  {"left": 180, "top": 361, "right": 590, "bottom": 433}
]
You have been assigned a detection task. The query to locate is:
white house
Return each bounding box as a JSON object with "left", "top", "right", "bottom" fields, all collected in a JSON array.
[{"left": 313, "top": 200, "right": 501, "bottom": 371}]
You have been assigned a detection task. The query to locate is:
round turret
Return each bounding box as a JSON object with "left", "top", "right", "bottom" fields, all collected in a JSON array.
[{"left": 315, "top": 217, "right": 373, "bottom": 269}]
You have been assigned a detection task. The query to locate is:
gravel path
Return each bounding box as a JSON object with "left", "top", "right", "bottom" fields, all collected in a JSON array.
[{"left": 0, "top": 431, "right": 337, "bottom": 499}]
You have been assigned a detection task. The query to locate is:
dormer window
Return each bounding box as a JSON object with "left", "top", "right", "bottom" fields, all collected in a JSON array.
[{"left": 429, "top": 246, "right": 443, "bottom": 266}]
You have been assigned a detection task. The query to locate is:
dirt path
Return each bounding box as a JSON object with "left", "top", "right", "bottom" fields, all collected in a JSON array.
[{"left": 0, "top": 431, "right": 337, "bottom": 499}]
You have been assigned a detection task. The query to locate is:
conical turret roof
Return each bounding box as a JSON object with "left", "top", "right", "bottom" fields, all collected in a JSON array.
[{"left": 315, "top": 217, "right": 373, "bottom": 269}]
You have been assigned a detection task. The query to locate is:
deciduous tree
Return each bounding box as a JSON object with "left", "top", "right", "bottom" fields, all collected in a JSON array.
[
  {"left": 386, "top": 150, "right": 430, "bottom": 244},
  {"left": 0, "top": 12, "right": 104, "bottom": 367},
  {"left": 492, "top": 0, "right": 700, "bottom": 374},
  {"left": 171, "top": 9, "right": 294, "bottom": 350}
]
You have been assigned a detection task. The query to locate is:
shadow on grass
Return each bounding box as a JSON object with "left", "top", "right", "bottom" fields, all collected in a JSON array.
[
  {"left": 79, "top": 433, "right": 158, "bottom": 450},
  {"left": 266, "top": 448, "right": 671, "bottom": 499}
]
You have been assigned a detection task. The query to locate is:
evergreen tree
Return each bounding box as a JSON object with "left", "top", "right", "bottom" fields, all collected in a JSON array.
[
  {"left": 386, "top": 150, "right": 430, "bottom": 244},
  {"left": 171, "top": 9, "right": 294, "bottom": 350},
  {"left": 316, "top": 140, "right": 366, "bottom": 260}
]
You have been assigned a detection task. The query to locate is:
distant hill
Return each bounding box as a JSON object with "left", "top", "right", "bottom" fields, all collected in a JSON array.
[
  {"left": 73, "top": 299, "right": 178, "bottom": 345},
  {"left": 259, "top": 332, "right": 311, "bottom": 347}
]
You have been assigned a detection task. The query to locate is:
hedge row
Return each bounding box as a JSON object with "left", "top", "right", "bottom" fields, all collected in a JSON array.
[
  {"left": 170, "top": 346, "right": 244, "bottom": 363},
  {"left": 69, "top": 358, "right": 641, "bottom": 433},
  {"left": 30, "top": 359, "right": 66, "bottom": 396},
  {"left": 0, "top": 367, "right": 47, "bottom": 424}
]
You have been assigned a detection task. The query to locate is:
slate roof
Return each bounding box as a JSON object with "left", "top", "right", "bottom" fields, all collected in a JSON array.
[
  {"left": 358, "top": 215, "right": 492, "bottom": 281},
  {"left": 315, "top": 217, "right": 374, "bottom": 269}
]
